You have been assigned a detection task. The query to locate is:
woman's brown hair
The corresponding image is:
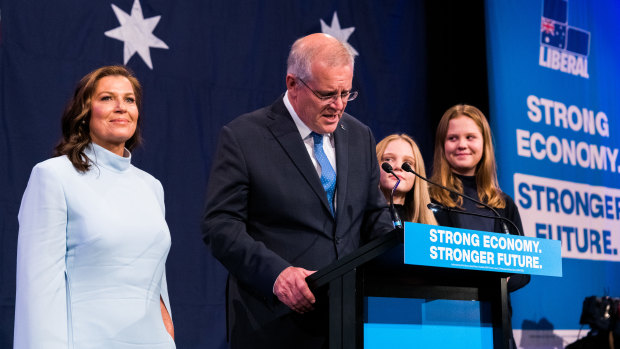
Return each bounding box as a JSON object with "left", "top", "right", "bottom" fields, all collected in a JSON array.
[
  {"left": 429, "top": 104, "right": 505, "bottom": 209},
  {"left": 54, "top": 65, "right": 142, "bottom": 172}
]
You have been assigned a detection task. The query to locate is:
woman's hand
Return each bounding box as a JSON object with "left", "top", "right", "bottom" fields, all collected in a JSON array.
[{"left": 160, "top": 297, "right": 174, "bottom": 340}]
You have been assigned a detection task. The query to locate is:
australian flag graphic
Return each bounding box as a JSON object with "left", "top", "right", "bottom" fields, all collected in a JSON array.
[
  {"left": 541, "top": 18, "right": 567, "bottom": 49},
  {"left": 541, "top": 0, "right": 590, "bottom": 56}
]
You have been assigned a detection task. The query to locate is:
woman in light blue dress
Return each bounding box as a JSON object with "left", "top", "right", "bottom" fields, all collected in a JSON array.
[{"left": 14, "top": 65, "right": 175, "bottom": 348}]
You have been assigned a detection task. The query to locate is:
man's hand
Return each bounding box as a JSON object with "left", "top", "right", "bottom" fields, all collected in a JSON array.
[{"left": 273, "top": 266, "right": 317, "bottom": 313}]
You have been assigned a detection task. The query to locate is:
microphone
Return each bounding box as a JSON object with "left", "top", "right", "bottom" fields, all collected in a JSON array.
[
  {"left": 427, "top": 202, "right": 448, "bottom": 213},
  {"left": 381, "top": 162, "right": 403, "bottom": 229},
  {"left": 401, "top": 163, "right": 520, "bottom": 236}
]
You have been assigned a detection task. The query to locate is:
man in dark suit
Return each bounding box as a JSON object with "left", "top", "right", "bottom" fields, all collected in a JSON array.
[{"left": 202, "top": 33, "right": 393, "bottom": 348}]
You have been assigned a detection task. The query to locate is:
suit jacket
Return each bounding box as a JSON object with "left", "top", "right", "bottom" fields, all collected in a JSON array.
[{"left": 202, "top": 96, "right": 393, "bottom": 348}]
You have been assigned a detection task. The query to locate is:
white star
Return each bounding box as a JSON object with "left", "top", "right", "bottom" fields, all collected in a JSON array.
[
  {"left": 104, "top": 0, "right": 169, "bottom": 69},
  {"left": 320, "top": 11, "right": 358, "bottom": 56}
]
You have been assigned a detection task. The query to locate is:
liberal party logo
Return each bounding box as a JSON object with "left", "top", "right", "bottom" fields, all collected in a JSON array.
[{"left": 539, "top": 0, "right": 590, "bottom": 78}]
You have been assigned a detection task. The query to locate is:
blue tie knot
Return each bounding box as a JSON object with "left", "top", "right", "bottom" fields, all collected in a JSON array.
[{"left": 311, "top": 132, "right": 323, "bottom": 146}]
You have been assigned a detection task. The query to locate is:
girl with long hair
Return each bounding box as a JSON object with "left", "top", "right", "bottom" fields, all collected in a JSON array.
[
  {"left": 430, "top": 104, "right": 529, "bottom": 349},
  {"left": 376, "top": 133, "right": 437, "bottom": 225}
]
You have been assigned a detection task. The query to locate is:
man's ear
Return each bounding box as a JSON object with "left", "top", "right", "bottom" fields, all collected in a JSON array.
[{"left": 286, "top": 74, "right": 297, "bottom": 95}]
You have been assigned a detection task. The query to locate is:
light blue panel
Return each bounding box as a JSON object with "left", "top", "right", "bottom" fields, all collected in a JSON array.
[
  {"left": 365, "top": 297, "right": 493, "bottom": 348},
  {"left": 364, "top": 324, "right": 493, "bottom": 348},
  {"left": 364, "top": 297, "right": 423, "bottom": 324},
  {"left": 424, "top": 299, "right": 492, "bottom": 325}
]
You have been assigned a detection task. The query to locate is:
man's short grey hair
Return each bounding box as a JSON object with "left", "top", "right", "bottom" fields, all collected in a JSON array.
[{"left": 286, "top": 34, "right": 355, "bottom": 81}]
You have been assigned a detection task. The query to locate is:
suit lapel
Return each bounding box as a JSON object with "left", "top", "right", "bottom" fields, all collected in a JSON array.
[
  {"left": 266, "top": 98, "right": 333, "bottom": 215},
  {"left": 334, "top": 120, "right": 348, "bottom": 223}
]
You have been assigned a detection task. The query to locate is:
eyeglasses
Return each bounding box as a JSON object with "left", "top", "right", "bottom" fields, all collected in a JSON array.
[{"left": 298, "top": 78, "right": 358, "bottom": 103}]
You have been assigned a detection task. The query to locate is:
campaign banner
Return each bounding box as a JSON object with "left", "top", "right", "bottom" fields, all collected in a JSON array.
[
  {"left": 486, "top": 0, "right": 620, "bottom": 346},
  {"left": 403, "top": 222, "right": 562, "bottom": 277},
  {"left": 515, "top": 173, "right": 620, "bottom": 261}
]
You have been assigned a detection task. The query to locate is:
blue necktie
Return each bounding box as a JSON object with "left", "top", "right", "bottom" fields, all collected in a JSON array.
[{"left": 311, "top": 132, "right": 336, "bottom": 215}]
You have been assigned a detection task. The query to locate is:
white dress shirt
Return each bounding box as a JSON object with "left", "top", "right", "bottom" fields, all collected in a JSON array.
[{"left": 283, "top": 91, "right": 337, "bottom": 176}]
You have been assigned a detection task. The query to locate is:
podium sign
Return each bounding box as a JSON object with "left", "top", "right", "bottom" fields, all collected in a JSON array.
[
  {"left": 404, "top": 222, "right": 562, "bottom": 277},
  {"left": 306, "top": 226, "right": 558, "bottom": 348}
]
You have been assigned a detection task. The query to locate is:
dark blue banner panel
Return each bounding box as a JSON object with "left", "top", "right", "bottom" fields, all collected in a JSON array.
[{"left": 0, "top": 1, "right": 428, "bottom": 348}]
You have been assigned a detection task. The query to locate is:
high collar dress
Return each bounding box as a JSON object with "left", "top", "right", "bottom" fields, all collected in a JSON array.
[{"left": 15, "top": 143, "right": 174, "bottom": 348}]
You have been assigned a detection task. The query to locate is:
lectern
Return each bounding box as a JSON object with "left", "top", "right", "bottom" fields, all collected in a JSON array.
[{"left": 306, "top": 223, "right": 562, "bottom": 349}]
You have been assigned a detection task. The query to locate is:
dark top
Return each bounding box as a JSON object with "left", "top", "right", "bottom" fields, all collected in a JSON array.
[
  {"left": 454, "top": 174, "right": 496, "bottom": 233},
  {"left": 394, "top": 204, "right": 406, "bottom": 224}
]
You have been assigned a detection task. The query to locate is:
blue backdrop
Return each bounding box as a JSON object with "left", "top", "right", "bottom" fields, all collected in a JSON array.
[
  {"left": 486, "top": 0, "right": 620, "bottom": 347},
  {"left": 0, "top": 1, "right": 430, "bottom": 347}
]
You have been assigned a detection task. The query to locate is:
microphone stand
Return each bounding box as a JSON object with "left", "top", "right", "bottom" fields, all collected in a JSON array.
[
  {"left": 381, "top": 162, "right": 403, "bottom": 229},
  {"left": 401, "top": 163, "right": 520, "bottom": 236},
  {"left": 427, "top": 203, "right": 521, "bottom": 236}
]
